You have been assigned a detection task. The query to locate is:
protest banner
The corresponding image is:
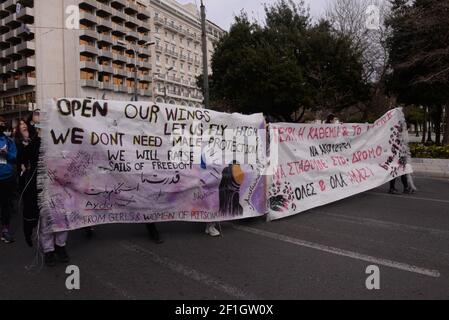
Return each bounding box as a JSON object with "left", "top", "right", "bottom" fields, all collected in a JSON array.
[
  {"left": 267, "top": 108, "right": 413, "bottom": 221},
  {"left": 38, "top": 98, "right": 267, "bottom": 233}
]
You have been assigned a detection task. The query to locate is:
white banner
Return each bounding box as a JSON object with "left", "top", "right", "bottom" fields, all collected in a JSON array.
[
  {"left": 38, "top": 98, "right": 267, "bottom": 233},
  {"left": 267, "top": 108, "right": 413, "bottom": 221}
]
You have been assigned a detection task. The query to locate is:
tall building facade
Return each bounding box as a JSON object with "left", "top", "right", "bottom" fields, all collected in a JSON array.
[{"left": 0, "top": 0, "right": 225, "bottom": 120}]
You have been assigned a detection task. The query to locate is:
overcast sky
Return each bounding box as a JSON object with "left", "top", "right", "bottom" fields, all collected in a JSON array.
[{"left": 176, "top": 0, "right": 329, "bottom": 30}]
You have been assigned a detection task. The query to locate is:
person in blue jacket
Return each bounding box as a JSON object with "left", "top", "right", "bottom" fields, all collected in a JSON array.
[{"left": 0, "top": 116, "right": 17, "bottom": 244}]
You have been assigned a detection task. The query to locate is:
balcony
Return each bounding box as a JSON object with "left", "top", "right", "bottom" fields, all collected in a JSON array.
[
  {"left": 153, "top": 16, "right": 164, "bottom": 26},
  {"left": 80, "top": 11, "right": 97, "bottom": 25},
  {"left": 98, "top": 50, "right": 113, "bottom": 59},
  {"left": 99, "top": 81, "right": 114, "bottom": 91},
  {"left": 138, "top": 89, "right": 152, "bottom": 97},
  {"left": 17, "top": 7, "right": 34, "bottom": 22},
  {"left": 111, "top": 0, "right": 126, "bottom": 9},
  {"left": 155, "top": 45, "right": 163, "bottom": 53},
  {"left": 80, "top": 60, "right": 97, "bottom": 70},
  {"left": 111, "top": 8, "right": 126, "bottom": 22},
  {"left": 96, "top": 3, "right": 112, "bottom": 17},
  {"left": 165, "top": 22, "right": 181, "bottom": 33},
  {"left": 0, "top": 33, "right": 8, "bottom": 45},
  {"left": 16, "top": 41, "right": 35, "bottom": 54},
  {"left": 79, "top": 28, "right": 97, "bottom": 40},
  {"left": 124, "top": 31, "right": 139, "bottom": 41},
  {"left": 17, "top": 77, "right": 36, "bottom": 87},
  {"left": 99, "top": 33, "right": 113, "bottom": 44},
  {"left": 99, "top": 65, "right": 114, "bottom": 73},
  {"left": 114, "top": 68, "right": 127, "bottom": 77},
  {"left": 4, "top": 57, "right": 35, "bottom": 71},
  {"left": 3, "top": 13, "right": 21, "bottom": 29},
  {"left": 111, "top": 24, "right": 126, "bottom": 36},
  {"left": 79, "top": 0, "right": 97, "bottom": 10},
  {"left": 137, "top": 11, "right": 150, "bottom": 22},
  {"left": 17, "top": 24, "right": 34, "bottom": 37},
  {"left": 3, "top": 0, "right": 18, "bottom": 11},
  {"left": 4, "top": 29, "right": 20, "bottom": 42},
  {"left": 166, "top": 75, "right": 181, "bottom": 84},
  {"left": 80, "top": 44, "right": 98, "bottom": 56},
  {"left": 125, "top": 1, "right": 139, "bottom": 14},
  {"left": 154, "top": 87, "right": 165, "bottom": 96},
  {"left": 113, "top": 84, "right": 127, "bottom": 93},
  {"left": 190, "top": 94, "right": 203, "bottom": 101},
  {"left": 137, "top": 60, "right": 150, "bottom": 70},
  {"left": 97, "top": 18, "right": 113, "bottom": 30},
  {"left": 125, "top": 56, "right": 135, "bottom": 65},
  {"left": 4, "top": 46, "right": 17, "bottom": 58},
  {"left": 167, "top": 88, "right": 182, "bottom": 97},
  {"left": 80, "top": 79, "right": 99, "bottom": 88},
  {"left": 138, "top": 32, "right": 151, "bottom": 43},
  {"left": 139, "top": 74, "right": 152, "bottom": 82},
  {"left": 165, "top": 49, "right": 178, "bottom": 58},
  {"left": 125, "top": 15, "right": 139, "bottom": 26}
]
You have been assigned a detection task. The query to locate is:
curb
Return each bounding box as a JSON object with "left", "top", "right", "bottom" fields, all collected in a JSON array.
[{"left": 411, "top": 158, "right": 449, "bottom": 179}]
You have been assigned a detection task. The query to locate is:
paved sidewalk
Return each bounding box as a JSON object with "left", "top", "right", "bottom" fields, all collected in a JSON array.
[{"left": 412, "top": 158, "right": 449, "bottom": 178}]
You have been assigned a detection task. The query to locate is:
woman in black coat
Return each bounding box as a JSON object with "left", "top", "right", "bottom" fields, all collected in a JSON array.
[{"left": 15, "top": 119, "right": 40, "bottom": 247}]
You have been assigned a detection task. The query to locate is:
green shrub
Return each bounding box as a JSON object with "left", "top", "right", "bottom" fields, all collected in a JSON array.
[{"left": 410, "top": 143, "right": 449, "bottom": 159}]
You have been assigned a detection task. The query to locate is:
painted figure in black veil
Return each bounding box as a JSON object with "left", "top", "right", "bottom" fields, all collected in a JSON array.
[{"left": 218, "top": 161, "right": 244, "bottom": 217}]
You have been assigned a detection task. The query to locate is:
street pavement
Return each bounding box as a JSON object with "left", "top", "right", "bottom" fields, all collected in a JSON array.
[{"left": 0, "top": 176, "right": 448, "bottom": 300}]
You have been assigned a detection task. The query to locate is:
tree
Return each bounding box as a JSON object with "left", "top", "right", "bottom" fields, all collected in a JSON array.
[
  {"left": 206, "top": 0, "right": 368, "bottom": 122},
  {"left": 326, "top": 0, "right": 391, "bottom": 82},
  {"left": 386, "top": 0, "right": 449, "bottom": 145}
]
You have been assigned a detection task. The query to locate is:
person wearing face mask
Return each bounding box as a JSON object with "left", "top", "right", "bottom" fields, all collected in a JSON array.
[
  {"left": 0, "top": 116, "right": 17, "bottom": 244},
  {"left": 15, "top": 118, "right": 40, "bottom": 247}
]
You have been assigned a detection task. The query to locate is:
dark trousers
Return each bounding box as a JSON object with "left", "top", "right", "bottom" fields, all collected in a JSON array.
[
  {"left": 390, "top": 175, "right": 408, "bottom": 191},
  {"left": 23, "top": 181, "right": 39, "bottom": 240},
  {"left": 0, "top": 177, "right": 15, "bottom": 227}
]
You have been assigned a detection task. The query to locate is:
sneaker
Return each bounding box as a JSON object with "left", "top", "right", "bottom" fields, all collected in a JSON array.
[
  {"left": 1, "top": 230, "right": 15, "bottom": 244},
  {"left": 55, "top": 245, "right": 70, "bottom": 263},
  {"left": 44, "top": 251, "right": 56, "bottom": 267},
  {"left": 205, "top": 223, "right": 220, "bottom": 237},
  {"left": 146, "top": 224, "right": 163, "bottom": 244},
  {"left": 388, "top": 189, "right": 399, "bottom": 195}
]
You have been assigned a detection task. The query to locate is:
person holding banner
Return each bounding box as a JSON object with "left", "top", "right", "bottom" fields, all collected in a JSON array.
[
  {"left": 388, "top": 176, "right": 409, "bottom": 194},
  {"left": 0, "top": 116, "right": 16, "bottom": 244},
  {"left": 27, "top": 110, "right": 70, "bottom": 267},
  {"left": 15, "top": 118, "right": 40, "bottom": 247}
]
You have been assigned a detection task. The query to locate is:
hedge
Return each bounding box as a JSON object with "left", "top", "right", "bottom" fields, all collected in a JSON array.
[{"left": 410, "top": 143, "right": 449, "bottom": 159}]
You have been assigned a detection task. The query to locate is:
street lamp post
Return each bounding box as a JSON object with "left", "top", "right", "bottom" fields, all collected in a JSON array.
[
  {"left": 164, "top": 66, "right": 174, "bottom": 102},
  {"left": 200, "top": 0, "right": 210, "bottom": 109},
  {"left": 10, "top": 69, "right": 22, "bottom": 120}
]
